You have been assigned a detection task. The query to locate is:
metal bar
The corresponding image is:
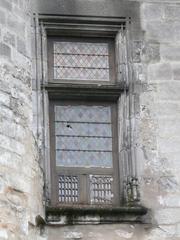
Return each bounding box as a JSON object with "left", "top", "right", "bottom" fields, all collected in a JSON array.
[
  {"left": 56, "top": 135, "right": 112, "bottom": 138},
  {"left": 56, "top": 149, "right": 112, "bottom": 152},
  {"left": 55, "top": 121, "right": 111, "bottom": 124},
  {"left": 54, "top": 66, "right": 109, "bottom": 70},
  {"left": 54, "top": 52, "right": 109, "bottom": 57}
]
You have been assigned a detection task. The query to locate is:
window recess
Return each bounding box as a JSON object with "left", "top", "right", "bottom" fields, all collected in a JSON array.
[{"left": 36, "top": 14, "right": 148, "bottom": 224}]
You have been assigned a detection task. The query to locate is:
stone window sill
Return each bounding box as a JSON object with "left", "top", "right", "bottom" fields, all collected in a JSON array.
[{"left": 45, "top": 205, "right": 148, "bottom": 225}]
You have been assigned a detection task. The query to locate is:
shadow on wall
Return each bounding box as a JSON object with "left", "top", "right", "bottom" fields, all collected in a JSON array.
[{"left": 34, "top": 0, "right": 140, "bottom": 20}]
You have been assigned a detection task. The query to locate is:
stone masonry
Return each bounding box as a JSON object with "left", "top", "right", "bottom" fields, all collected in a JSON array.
[
  {"left": 0, "top": 0, "right": 43, "bottom": 239},
  {"left": 1, "top": 0, "right": 180, "bottom": 239}
]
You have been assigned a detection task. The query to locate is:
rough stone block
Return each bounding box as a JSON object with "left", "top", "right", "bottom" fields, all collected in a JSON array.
[
  {"left": 161, "top": 44, "right": 180, "bottom": 61},
  {"left": 156, "top": 102, "right": 180, "bottom": 119},
  {"left": 159, "top": 152, "right": 180, "bottom": 173},
  {"left": 0, "top": 175, "right": 6, "bottom": 194},
  {"left": 157, "top": 118, "right": 180, "bottom": 140},
  {"left": 64, "top": 232, "right": 83, "bottom": 239},
  {"left": 3, "top": 32, "right": 15, "bottom": 47},
  {"left": 143, "top": 42, "right": 160, "bottom": 63},
  {"left": 7, "top": 15, "right": 25, "bottom": 37},
  {"left": 155, "top": 208, "right": 180, "bottom": 224},
  {"left": 0, "top": 0, "right": 12, "bottom": 11},
  {"left": 141, "top": 3, "right": 164, "bottom": 21},
  {"left": 158, "top": 176, "right": 179, "bottom": 193},
  {"left": 172, "top": 64, "right": 180, "bottom": 80},
  {"left": 0, "top": 91, "right": 10, "bottom": 106},
  {"left": 158, "top": 194, "right": 180, "bottom": 207},
  {"left": 0, "top": 229, "right": 8, "bottom": 239},
  {"left": 0, "top": 42, "right": 11, "bottom": 58},
  {"left": 174, "top": 22, "right": 180, "bottom": 42},
  {"left": 145, "top": 225, "right": 176, "bottom": 239},
  {"left": 0, "top": 10, "right": 5, "bottom": 24},
  {"left": 148, "top": 63, "right": 172, "bottom": 81},
  {"left": 158, "top": 136, "right": 180, "bottom": 154},
  {"left": 144, "top": 21, "right": 175, "bottom": 42},
  {"left": 0, "top": 134, "right": 25, "bottom": 156},
  {"left": 156, "top": 82, "right": 180, "bottom": 101},
  {"left": 0, "top": 148, "right": 22, "bottom": 170},
  {"left": 115, "top": 228, "right": 134, "bottom": 238},
  {"left": 176, "top": 223, "right": 180, "bottom": 237},
  {"left": 165, "top": 5, "right": 180, "bottom": 21},
  {"left": 133, "top": 41, "right": 142, "bottom": 63},
  {"left": 17, "top": 37, "right": 26, "bottom": 56},
  {"left": 1, "top": 105, "right": 13, "bottom": 119}
]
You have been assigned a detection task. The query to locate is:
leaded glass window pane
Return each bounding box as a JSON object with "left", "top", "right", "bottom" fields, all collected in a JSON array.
[
  {"left": 55, "top": 105, "right": 113, "bottom": 168},
  {"left": 53, "top": 42, "right": 110, "bottom": 81}
]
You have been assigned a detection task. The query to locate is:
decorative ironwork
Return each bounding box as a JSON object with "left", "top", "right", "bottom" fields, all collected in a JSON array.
[
  {"left": 55, "top": 105, "right": 113, "bottom": 168},
  {"left": 90, "top": 175, "right": 113, "bottom": 204},
  {"left": 53, "top": 41, "right": 110, "bottom": 81},
  {"left": 58, "top": 175, "right": 79, "bottom": 203}
]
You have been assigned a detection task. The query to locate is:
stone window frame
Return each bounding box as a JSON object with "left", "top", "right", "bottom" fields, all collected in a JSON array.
[{"left": 34, "top": 14, "right": 147, "bottom": 224}]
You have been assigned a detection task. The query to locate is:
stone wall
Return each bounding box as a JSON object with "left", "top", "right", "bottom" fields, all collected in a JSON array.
[
  {"left": 138, "top": 1, "right": 180, "bottom": 238},
  {"left": 42, "top": 1, "right": 180, "bottom": 239},
  {"left": 0, "top": 0, "right": 44, "bottom": 239},
  {"left": 1, "top": 0, "right": 180, "bottom": 240}
]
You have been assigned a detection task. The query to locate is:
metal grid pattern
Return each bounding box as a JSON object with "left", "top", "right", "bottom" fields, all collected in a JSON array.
[
  {"left": 53, "top": 41, "right": 110, "bottom": 81},
  {"left": 55, "top": 105, "right": 113, "bottom": 168},
  {"left": 58, "top": 175, "right": 79, "bottom": 203},
  {"left": 90, "top": 175, "right": 113, "bottom": 204}
]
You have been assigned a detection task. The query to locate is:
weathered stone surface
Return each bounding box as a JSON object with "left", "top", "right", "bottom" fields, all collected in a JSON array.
[
  {"left": 156, "top": 82, "right": 180, "bottom": 101},
  {"left": 0, "top": 0, "right": 12, "bottom": 11},
  {"left": 142, "top": 42, "right": 160, "bottom": 63},
  {"left": 47, "top": 224, "right": 143, "bottom": 240},
  {"left": 158, "top": 194, "right": 180, "bottom": 207},
  {"left": 3, "top": 32, "right": 15, "bottom": 47},
  {"left": 0, "top": 43, "right": 11, "bottom": 58},
  {"left": 158, "top": 176, "right": 179, "bottom": 193},
  {"left": 0, "top": 0, "right": 44, "bottom": 239},
  {"left": 17, "top": 37, "right": 27, "bottom": 56},
  {"left": 148, "top": 63, "right": 172, "bottom": 81},
  {"left": 155, "top": 103, "right": 180, "bottom": 119},
  {"left": 165, "top": 5, "right": 180, "bottom": 21},
  {"left": 143, "top": 21, "right": 175, "bottom": 42},
  {"left": 1, "top": 1, "right": 180, "bottom": 240},
  {"left": 0, "top": 10, "right": 5, "bottom": 24},
  {"left": 0, "top": 229, "right": 8, "bottom": 239},
  {"left": 155, "top": 208, "right": 180, "bottom": 224},
  {"left": 172, "top": 64, "right": 180, "bottom": 80},
  {"left": 161, "top": 44, "right": 180, "bottom": 62},
  {"left": 141, "top": 3, "right": 164, "bottom": 21}
]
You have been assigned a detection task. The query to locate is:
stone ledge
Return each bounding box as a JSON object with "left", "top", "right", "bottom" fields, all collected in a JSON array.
[
  {"left": 44, "top": 82, "right": 127, "bottom": 101},
  {"left": 46, "top": 205, "right": 148, "bottom": 225}
]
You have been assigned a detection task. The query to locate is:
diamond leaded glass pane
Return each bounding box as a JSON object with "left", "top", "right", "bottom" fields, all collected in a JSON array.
[
  {"left": 53, "top": 41, "right": 110, "bottom": 81},
  {"left": 55, "top": 105, "right": 113, "bottom": 168}
]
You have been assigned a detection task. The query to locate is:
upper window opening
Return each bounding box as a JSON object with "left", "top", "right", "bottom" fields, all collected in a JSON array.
[{"left": 48, "top": 37, "right": 115, "bottom": 83}]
